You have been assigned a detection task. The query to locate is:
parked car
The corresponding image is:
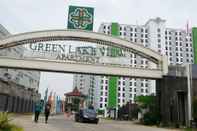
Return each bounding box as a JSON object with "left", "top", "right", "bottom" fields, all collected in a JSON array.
[{"left": 75, "top": 108, "right": 99, "bottom": 124}]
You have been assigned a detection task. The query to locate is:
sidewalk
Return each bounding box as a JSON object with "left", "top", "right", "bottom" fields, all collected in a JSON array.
[{"left": 12, "top": 114, "right": 62, "bottom": 131}]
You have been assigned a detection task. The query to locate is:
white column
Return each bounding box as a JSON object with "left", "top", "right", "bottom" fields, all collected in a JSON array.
[{"left": 187, "top": 64, "right": 192, "bottom": 126}]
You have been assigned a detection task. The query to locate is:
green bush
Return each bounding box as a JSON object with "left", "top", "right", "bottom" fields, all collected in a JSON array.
[
  {"left": 142, "top": 112, "right": 160, "bottom": 125},
  {"left": 0, "top": 112, "right": 24, "bottom": 131},
  {"left": 0, "top": 112, "right": 10, "bottom": 129},
  {"left": 97, "top": 109, "right": 104, "bottom": 115},
  {"left": 135, "top": 95, "right": 161, "bottom": 125}
]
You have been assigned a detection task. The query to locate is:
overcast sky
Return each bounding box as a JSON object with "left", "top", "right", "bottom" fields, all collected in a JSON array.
[{"left": 0, "top": 0, "right": 197, "bottom": 98}]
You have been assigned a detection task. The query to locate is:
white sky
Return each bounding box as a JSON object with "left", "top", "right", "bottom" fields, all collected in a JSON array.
[{"left": 1, "top": 0, "right": 197, "bottom": 98}]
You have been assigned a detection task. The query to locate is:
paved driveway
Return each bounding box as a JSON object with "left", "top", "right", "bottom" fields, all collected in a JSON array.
[{"left": 12, "top": 114, "right": 180, "bottom": 131}]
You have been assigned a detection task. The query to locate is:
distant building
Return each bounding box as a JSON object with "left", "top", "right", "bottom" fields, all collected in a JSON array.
[
  {"left": 64, "top": 87, "right": 86, "bottom": 112},
  {"left": 73, "top": 17, "right": 194, "bottom": 117},
  {"left": 0, "top": 24, "right": 40, "bottom": 112}
]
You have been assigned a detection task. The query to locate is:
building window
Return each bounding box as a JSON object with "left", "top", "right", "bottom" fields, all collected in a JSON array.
[
  {"left": 118, "top": 93, "right": 120, "bottom": 97},
  {"left": 175, "top": 32, "right": 178, "bottom": 35},
  {"left": 157, "top": 28, "right": 161, "bottom": 32},
  {"left": 118, "top": 87, "right": 121, "bottom": 91},
  {"left": 146, "top": 89, "right": 148, "bottom": 93},
  {"left": 100, "top": 97, "right": 103, "bottom": 102},
  {"left": 118, "top": 81, "right": 121, "bottom": 85},
  {"left": 100, "top": 104, "right": 103, "bottom": 108}
]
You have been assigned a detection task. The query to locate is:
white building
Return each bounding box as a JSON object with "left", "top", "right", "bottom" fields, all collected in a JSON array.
[
  {"left": 0, "top": 24, "right": 40, "bottom": 92},
  {"left": 73, "top": 74, "right": 95, "bottom": 105},
  {"left": 73, "top": 17, "right": 193, "bottom": 116}
]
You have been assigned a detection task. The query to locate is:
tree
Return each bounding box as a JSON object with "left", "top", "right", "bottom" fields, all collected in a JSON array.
[{"left": 135, "top": 95, "right": 160, "bottom": 125}]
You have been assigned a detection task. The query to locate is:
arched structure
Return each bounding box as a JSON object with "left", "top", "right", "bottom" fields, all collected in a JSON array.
[{"left": 0, "top": 29, "right": 168, "bottom": 78}]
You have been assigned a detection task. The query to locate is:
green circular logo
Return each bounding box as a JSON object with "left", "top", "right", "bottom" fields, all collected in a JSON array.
[{"left": 69, "top": 8, "right": 93, "bottom": 29}]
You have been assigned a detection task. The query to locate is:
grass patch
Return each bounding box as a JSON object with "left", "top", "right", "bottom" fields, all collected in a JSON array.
[
  {"left": 0, "top": 112, "right": 24, "bottom": 131},
  {"left": 184, "top": 128, "right": 197, "bottom": 131}
]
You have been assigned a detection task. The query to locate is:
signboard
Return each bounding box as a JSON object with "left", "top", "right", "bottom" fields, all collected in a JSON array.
[
  {"left": 23, "top": 41, "right": 130, "bottom": 66},
  {"left": 67, "top": 6, "right": 94, "bottom": 31}
]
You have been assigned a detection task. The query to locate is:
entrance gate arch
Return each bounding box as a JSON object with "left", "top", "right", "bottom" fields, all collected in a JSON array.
[{"left": 0, "top": 30, "right": 168, "bottom": 78}]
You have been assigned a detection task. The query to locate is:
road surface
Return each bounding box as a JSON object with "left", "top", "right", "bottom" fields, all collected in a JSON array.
[{"left": 12, "top": 114, "right": 179, "bottom": 131}]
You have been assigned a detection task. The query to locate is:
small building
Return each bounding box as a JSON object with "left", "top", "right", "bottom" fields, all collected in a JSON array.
[
  {"left": 64, "top": 87, "right": 86, "bottom": 112},
  {"left": 157, "top": 65, "right": 197, "bottom": 127}
]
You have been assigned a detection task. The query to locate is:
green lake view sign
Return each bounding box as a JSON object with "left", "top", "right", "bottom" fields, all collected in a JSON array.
[{"left": 67, "top": 6, "right": 94, "bottom": 31}]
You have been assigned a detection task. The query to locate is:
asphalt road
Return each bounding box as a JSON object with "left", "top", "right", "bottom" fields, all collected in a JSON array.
[{"left": 12, "top": 114, "right": 179, "bottom": 131}]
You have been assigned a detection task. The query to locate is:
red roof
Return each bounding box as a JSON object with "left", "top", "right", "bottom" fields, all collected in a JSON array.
[{"left": 65, "top": 87, "right": 84, "bottom": 97}]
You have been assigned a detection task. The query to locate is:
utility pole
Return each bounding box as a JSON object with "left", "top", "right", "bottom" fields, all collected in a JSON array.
[{"left": 187, "top": 64, "right": 193, "bottom": 127}]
